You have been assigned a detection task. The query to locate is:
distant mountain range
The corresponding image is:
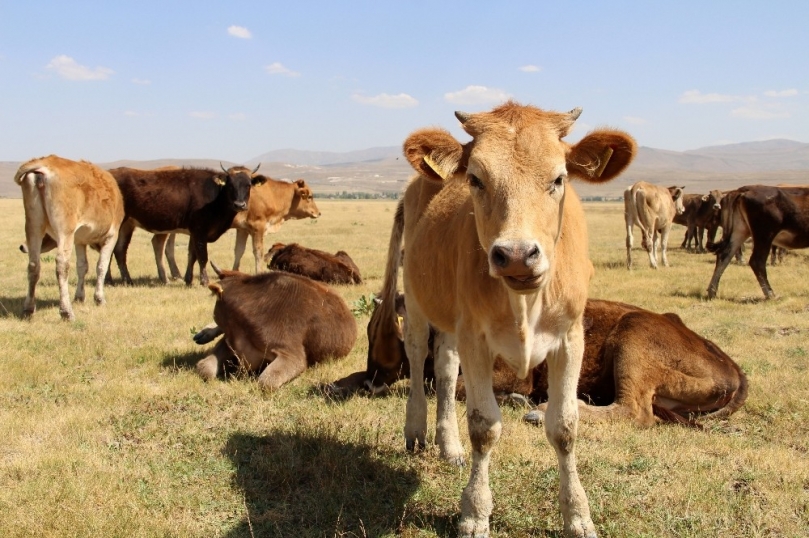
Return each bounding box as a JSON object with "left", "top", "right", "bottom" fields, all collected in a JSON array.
[{"left": 2, "top": 139, "right": 807, "bottom": 199}]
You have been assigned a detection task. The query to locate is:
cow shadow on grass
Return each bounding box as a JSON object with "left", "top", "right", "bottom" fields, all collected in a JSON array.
[
  {"left": 106, "top": 275, "right": 189, "bottom": 288},
  {"left": 160, "top": 348, "right": 209, "bottom": 371},
  {"left": 0, "top": 296, "right": 60, "bottom": 319},
  {"left": 222, "top": 431, "right": 455, "bottom": 538}
]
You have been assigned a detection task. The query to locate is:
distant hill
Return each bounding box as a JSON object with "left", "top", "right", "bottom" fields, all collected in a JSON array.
[
  {"left": 247, "top": 147, "right": 401, "bottom": 167},
  {"left": 2, "top": 139, "right": 808, "bottom": 199}
]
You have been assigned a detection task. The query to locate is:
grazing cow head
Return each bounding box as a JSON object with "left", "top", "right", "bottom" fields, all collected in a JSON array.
[
  {"left": 289, "top": 179, "right": 322, "bottom": 219},
  {"left": 668, "top": 185, "right": 686, "bottom": 215},
  {"left": 216, "top": 163, "right": 266, "bottom": 212},
  {"left": 363, "top": 293, "right": 409, "bottom": 393},
  {"left": 405, "top": 101, "right": 636, "bottom": 293}
]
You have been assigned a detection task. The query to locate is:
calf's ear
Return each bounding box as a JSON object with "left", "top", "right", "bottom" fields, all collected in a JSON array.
[
  {"left": 567, "top": 129, "right": 637, "bottom": 183},
  {"left": 403, "top": 128, "right": 465, "bottom": 183},
  {"left": 251, "top": 174, "right": 267, "bottom": 186}
]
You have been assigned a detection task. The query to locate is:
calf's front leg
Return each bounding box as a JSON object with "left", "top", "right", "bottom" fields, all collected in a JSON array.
[{"left": 545, "top": 323, "right": 597, "bottom": 538}]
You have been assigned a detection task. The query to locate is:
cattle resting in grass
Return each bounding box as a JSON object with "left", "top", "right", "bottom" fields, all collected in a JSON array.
[
  {"left": 194, "top": 263, "right": 357, "bottom": 391},
  {"left": 673, "top": 190, "right": 723, "bottom": 253},
  {"left": 396, "top": 102, "right": 636, "bottom": 538},
  {"left": 706, "top": 185, "right": 809, "bottom": 299},
  {"left": 15, "top": 155, "right": 125, "bottom": 321},
  {"left": 156, "top": 177, "right": 321, "bottom": 280},
  {"left": 108, "top": 164, "right": 265, "bottom": 286},
  {"left": 625, "top": 181, "right": 685, "bottom": 269},
  {"left": 265, "top": 242, "right": 362, "bottom": 284},
  {"left": 328, "top": 294, "right": 748, "bottom": 428}
]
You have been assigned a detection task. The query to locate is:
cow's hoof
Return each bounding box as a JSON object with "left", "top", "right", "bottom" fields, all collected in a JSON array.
[
  {"left": 193, "top": 327, "right": 222, "bottom": 345},
  {"left": 523, "top": 409, "right": 545, "bottom": 426},
  {"left": 444, "top": 454, "right": 466, "bottom": 467},
  {"left": 405, "top": 437, "right": 425, "bottom": 453},
  {"left": 459, "top": 517, "right": 490, "bottom": 538},
  {"left": 566, "top": 518, "right": 598, "bottom": 538}
]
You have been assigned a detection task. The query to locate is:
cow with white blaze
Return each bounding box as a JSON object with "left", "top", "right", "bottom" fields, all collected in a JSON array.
[{"left": 399, "top": 102, "right": 636, "bottom": 538}]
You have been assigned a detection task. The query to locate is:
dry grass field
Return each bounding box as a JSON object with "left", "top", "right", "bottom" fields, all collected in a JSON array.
[{"left": 1, "top": 196, "right": 808, "bottom": 537}]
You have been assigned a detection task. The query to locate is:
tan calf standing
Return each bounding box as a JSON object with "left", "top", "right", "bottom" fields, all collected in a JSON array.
[
  {"left": 15, "top": 155, "right": 124, "bottom": 320},
  {"left": 399, "top": 102, "right": 636, "bottom": 538},
  {"left": 625, "top": 181, "right": 685, "bottom": 269}
]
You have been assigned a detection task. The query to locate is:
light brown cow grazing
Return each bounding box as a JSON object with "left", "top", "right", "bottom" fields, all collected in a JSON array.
[
  {"left": 195, "top": 263, "right": 357, "bottom": 390},
  {"left": 398, "top": 102, "right": 636, "bottom": 538},
  {"left": 625, "top": 182, "right": 685, "bottom": 269},
  {"left": 15, "top": 155, "right": 125, "bottom": 320}
]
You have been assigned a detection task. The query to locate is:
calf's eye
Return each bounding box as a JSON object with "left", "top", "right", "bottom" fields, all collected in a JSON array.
[{"left": 469, "top": 174, "right": 484, "bottom": 190}]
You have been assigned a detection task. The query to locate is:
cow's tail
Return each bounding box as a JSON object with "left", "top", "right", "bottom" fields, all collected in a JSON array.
[
  {"left": 706, "top": 191, "right": 739, "bottom": 254},
  {"left": 378, "top": 199, "right": 404, "bottom": 313},
  {"left": 632, "top": 186, "right": 651, "bottom": 236}
]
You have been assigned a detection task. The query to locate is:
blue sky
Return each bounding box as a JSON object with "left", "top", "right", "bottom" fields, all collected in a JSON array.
[{"left": 1, "top": 1, "right": 807, "bottom": 163}]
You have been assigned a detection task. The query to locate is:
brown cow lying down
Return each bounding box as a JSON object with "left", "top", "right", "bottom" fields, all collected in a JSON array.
[
  {"left": 327, "top": 295, "right": 748, "bottom": 427},
  {"left": 264, "top": 242, "right": 362, "bottom": 284},
  {"left": 195, "top": 264, "right": 357, "bottom": 390}
]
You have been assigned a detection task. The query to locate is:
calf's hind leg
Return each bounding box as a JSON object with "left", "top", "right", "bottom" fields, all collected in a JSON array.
[{"left": 257, "top": 347, "right": 307, "bottom": 391}]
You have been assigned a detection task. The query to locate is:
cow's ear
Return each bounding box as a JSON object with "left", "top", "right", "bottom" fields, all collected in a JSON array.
[
  {"left": 567, "top": 129, "right": 637, "bottom": 183},
  {"left": 673, "top": 188, "right": 684, "bottom": 200},
  {"left": 251, "top": 174, "right": 267, "bottom": 186},
  {"left": 295, "top": 179, "right": 306, "bottom": 188},
  {"left": 701, "top": 194, "right": 709, "bottom": 202},
  {"left": 213, "top": 175, "right": 227, "bottom": 187},
  {"left": 403, "top": 128, "right": 465, "bottom": 183}
]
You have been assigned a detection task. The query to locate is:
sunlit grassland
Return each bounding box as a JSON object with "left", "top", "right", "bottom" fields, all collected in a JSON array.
[{"left": 0, "top": 196, "right": 807, "bottom": 537}]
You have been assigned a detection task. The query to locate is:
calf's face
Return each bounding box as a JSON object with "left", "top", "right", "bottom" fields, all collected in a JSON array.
[
  {"left": 408, "top": 103, "right": 635, "bottom": 294},
  {"left": 290, "top": 179, "right": 322, "bottom": 219}
]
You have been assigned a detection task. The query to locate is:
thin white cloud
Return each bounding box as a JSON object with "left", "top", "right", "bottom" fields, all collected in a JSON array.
[
  {"left": 519, "top": 65, "right": 541, "bottom": 73},
  {"left": 444, "top": 85, "right": 512, "bottom": 105},
  {"left": 46, "top": 55, "right": 113, "bottom": 81},
  {"left": 623, "top": 116, "right": 647, "bottom": 125},
  {"left": 678, "top": 90, "right": 746, "bottom": 104},
  {"left": 228, "top": 25, "right": 252, "bottom": 39},
  {"left": 228, "top": 113, "right": 247, "bottom": 121},
  {"left": 189, "top": 111, "right": 216, "bottom": 119},
  {"left": 352, "top": 92, "right": 418, "bottom": 109},
  {"left": 131, "top": 78, "right": 151, "bottom": 85},
  {"left": 265, "top": 62, "right": 300, "bottom": 77},
  {"left": 763, "top": 89, "right": 798, "bottom": 98},
  {"left": 731, "top": 104, "right": 789, "bottom": 120}
]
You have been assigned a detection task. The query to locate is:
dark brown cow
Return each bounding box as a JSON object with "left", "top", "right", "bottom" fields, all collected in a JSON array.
[
  {"left": 707, "top": 185, "right": 809, "bottom": 299},
  {"left": 329, "top": 295, "right": 748, "bottom": 427},
  {"left": 673, "top": 190, "right": 723, "bottom": 252},
  {"left": 109, "top": 165, "right": 265, "bottom": 286},
  {"left": 156, "top": 177, "right": 321, "bottom": 281},
  {"left": 265, "top": 242, "right": 362, "bottom": 285},
  {"left": 195, "top": 264, "right": 357, "bottom": 390}
]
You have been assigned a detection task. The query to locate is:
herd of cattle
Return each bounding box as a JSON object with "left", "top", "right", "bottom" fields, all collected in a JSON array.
[{"left": 11, "top": 101, "right": 808, "bottom": 538}]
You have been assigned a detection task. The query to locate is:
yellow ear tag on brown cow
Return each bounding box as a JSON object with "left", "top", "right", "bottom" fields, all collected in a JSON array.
[
  {"left": 214, "top": 177, "right": 226, "bottom": 186},
  {"left": 396, "top": 315, "right": 404, "bottom": 330},
  {"left": 423, "top": 154, "right": 447, "bottom": 181},
  {"left": 594, "top": 147, "right": 614, "bottom": 178},
  {"left": 208, "top": 282, "right": 224, "bottom": 299}
]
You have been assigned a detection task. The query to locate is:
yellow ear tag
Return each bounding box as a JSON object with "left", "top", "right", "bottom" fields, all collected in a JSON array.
[
  {"left": 214, "top": 177, "right": 226, "bottom": 186},
  {"left": 423, "top": 154, "right": 447, "bottom": 181},
  {"left": 594, "top": 147, "right": 614, "bottom": 178},
  {"left": 396, "top": 315, "right": 404, "bottom": 330}
]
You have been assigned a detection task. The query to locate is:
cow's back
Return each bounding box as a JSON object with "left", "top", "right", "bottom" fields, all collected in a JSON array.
[
  {"left": 110, "top": 167, "right": 220, "bottom": 232},
  {"left": 214, "top": 272, "right": 356, "bottom": 364},
  {"left": 18, "top": 155, "right": 124, "bottom": 242}
]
